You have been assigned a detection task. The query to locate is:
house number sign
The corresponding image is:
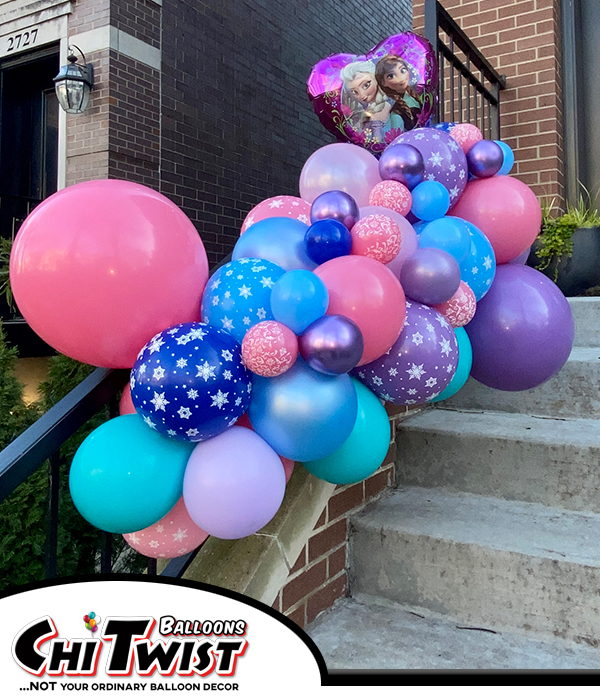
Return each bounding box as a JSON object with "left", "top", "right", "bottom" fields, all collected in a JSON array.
[{"left": 5, "top": 28, "right": 39, "bottom": 54}]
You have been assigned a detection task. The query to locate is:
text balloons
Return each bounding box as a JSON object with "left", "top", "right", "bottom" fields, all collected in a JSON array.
[{"left": 10, "top": 180, "right": 209, "bottom": 368}]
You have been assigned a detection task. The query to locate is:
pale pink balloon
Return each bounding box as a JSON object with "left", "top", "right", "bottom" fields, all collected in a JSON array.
[
  {"left": 241, "top": 321, "right": 298, "bottom": 377},
  {"left": 360, "top": 206, "right": 419, "bottom": 279},
  {"left": 123, "top": 497, "right": 209, "bottom": 559},
  {"left": 450, "top": 123, "right": 483, "bottom": 153},
  {"left": 368, "top": 181, "right": 412, "bottom": 217},
  {"left": 10, "top": 180, "right": 209, "bottom": 368},
  {"left": 241, "top": 196, "right": 311, "bottom": 234},
  {"left": 299, "top": 143, "right": 381, "bottom": 207},
  {"left": 119, "top": 383, "right": 136, "bottom": 415},
  {"left": 434, "top": 281, "right": 477, "bottom": 327},
  {"left": 449, "top": 176, "right": 542, "bottom": 264},
  {"left": 315, "top": 255, "right": 406, "bottom": 366},
  {"left": 351, "top": 214, "right": 402, "bottom": 265},
  {"left": 236, "top": 413, "right": 295, "bottom": 483}
]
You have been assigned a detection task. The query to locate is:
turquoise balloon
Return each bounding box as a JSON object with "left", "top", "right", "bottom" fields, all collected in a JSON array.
[
  {"left": 430, "top": 327, "right": 473, "bottom": 402},
  {"left": 89, "top": 612, "right": 95, "bottom": 619},
  {"left": 70, "top": 414, "right": 194, "bottom": 534},
  {"left": 302, "top": 379, "right": 390, "bottom": 484}
]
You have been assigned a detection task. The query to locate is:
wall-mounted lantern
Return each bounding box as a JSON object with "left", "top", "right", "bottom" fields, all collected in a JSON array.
[{"left": 53, "top": 45, "right": 94, "bottom": 114}]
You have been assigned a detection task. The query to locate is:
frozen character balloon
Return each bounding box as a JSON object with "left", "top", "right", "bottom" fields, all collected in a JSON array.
[{"left": 308, "top": 32, "right": 437, "bottom": 156}]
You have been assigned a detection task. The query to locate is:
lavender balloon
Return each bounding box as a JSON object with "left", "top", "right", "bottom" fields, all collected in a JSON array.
[
  {"left": 299, "top": 315, "right": 364, "bottom": 375},
  {"left": 466, "top": 140, "right": 503, "bottom": 179},
  {"left": 355, "top": 301, "right": 458, "bottom": 405},
  {"left": 310, "top": 190, "right": 359, "bottom": 230},
  {"left": 391, "top": 127, "right": 468, "bottom": 207},
  {"left": 400, "top": 248, "right": 461, "bottom": 305},
  {"left": 378, "top": 144, "right": 425, "bottom": 190},
  {"left": 507, "top": 246, "right": 531, "bottom": 265},
  {"left": 466, "top": 265, "right": 574, "bottom": 391}
]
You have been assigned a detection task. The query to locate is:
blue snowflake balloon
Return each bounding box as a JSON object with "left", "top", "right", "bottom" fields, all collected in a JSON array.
[
  {"left": 130, "top": 322, "right": 252, "bottom": 442},
  {"left": 201, "top": 258, "right": 286, "bottom": 344},
  {"left": 459, "top": 221, "right": 496, "bottom": 301}
]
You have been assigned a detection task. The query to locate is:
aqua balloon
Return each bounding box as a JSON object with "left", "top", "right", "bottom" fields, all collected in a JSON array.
[
  {"left": 419, "top": 216, "right": 472, "bottom": 264},
  {"left": 70, "top": 414, "right": 194, "bottom": 534},
  {"left": 410, "top": 181, "right": 450, "bottom": 221},
  {"left": 430, "top": 327, "right": 473, "bottom": 402},
  {"left": 271, "top": 269, "right": 329, "bottom": 334},
  {"left": 495, "top": 140, "right": 515, "bottom": 175},
  {"left": 302, "top": 379, "right": 390, "bottom": 484}
]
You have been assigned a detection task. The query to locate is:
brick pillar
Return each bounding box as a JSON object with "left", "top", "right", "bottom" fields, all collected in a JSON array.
[{"left": 413, "top": 0, "right": 565, "bottom": 207}]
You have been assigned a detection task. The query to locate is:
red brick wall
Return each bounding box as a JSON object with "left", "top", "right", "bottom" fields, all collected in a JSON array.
[
  {"left": 413, "top": 0, "right": 565, "bottom": 207},
  {"left": 272, "top": 404, "right": 419, "bottom": 628}
]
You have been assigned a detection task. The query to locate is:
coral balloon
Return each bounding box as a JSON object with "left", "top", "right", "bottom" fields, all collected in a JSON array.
[
  {"left": 119, "top": 384, "right": 136, "bottom": 415},
  {"left": 449, "top": 123, "right": 483, "bottom": 153},
  {"left": 241, "top": 196, "right": 311, "bottom": 234},
  {"left": 124, "top": 497, "right": 209, "bottom": 558},
  {"left": 368, "top": 181, "right": 412, "bottom": 216},
  {"left": 241, "top": 321, "right": 298, "bottom": 377},
  {"left": 314, "top": 255, "right": 406, "bottom": 365},
  {"left": 450, "top": 176, "right": 542, "bottom": 264},
  {"left": 299, "top": 143, "right": 381, "bottom": 207},
  {"left": 434, "top": 281, "right": 476, "bottom": 327},
  {"left": 359, "top": 206, "right": 418, "bottom": 278},
  {"left": 10, "top": 180, "right": 209, "bottom": 368},
  {"left": 351, "top": 214, "right": 402, "bottom": 264}
]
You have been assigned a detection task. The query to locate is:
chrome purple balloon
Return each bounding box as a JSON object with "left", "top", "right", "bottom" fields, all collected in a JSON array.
[
  {"left": 299, "top": 315, "right": 364, "bottom": 375},
  {"left": 400, "top": 248, "right": 461, "bottom": 305},
  {"left": 310, "top": 190, "right": 360, "bottom": 231},
  {"left": 379, "top": 144, "right": 425, "bottom": 190},
  {"left": 466, "top": 140, "right": 504, "bottom": 179}
]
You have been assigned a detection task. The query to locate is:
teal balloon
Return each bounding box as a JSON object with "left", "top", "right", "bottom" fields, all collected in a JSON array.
[
  {"left": 430, "top": 327, "right": 472, "bottom": 402},
  {"left": 89, "top": 612, "right": 95, "bottom": 619},
  {"left": 302, "top": 379, "right": 390, "bottom": 484},
  {"left": 70, "top": 414, "right": 194, "bottom": 534}
]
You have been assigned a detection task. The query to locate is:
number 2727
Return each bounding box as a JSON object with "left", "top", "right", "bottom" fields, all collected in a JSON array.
[{"left": 7, "top": 29, "right": 38, "bottom": 52}]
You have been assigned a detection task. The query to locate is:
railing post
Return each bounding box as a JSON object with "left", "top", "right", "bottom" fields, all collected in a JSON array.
[
  {"left": 45, "top": 451, "right": 61, "bottom": 579},
  {"left": 490, "top": 81, "right": 501, "bottom": 140},
  {"left": 424, "top": 0, "right": 440, "bottom": 124}
]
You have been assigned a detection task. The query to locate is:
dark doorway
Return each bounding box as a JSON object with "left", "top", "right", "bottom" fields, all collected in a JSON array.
[{"left": 0, "top": 48, "right": 59, "bottom": 355}]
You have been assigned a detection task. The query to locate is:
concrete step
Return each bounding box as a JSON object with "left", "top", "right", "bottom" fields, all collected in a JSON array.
[
  {"left": 569, "top": 297, "right": 600, "bottom": 347},
  {"left": 350, "top": 486, "right": 600, "bottom": 645},
  {"left": 395, "top": 408, "right": 600, "bottom": 513},
  {"left": 307, "top": 596, "right": 600, "bottom": 670},
  {"left": 442, "top": 347, "right": 600, "bottom": 418}
]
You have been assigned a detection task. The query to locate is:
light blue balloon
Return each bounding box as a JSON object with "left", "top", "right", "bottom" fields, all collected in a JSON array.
[
  {"left": 201, "top": 258, "right": 285, "bottom": 343},
  {"left": 410, "top": 181, "right": 451, "bottom": 221},
  {"left": 495, "top": 140, "right": 515, "bottom": 175},
  {"left": 430, "top": 327, "right": 473, "bottom": 402},
  {"left": 271, "top": 270, "right": 329, "bottom": 334},
  {"left": 459, "top": 221, "right": 497, "bottom": 301},
  {"left": 419, "top": 216, "right": 472, "bottom": 264},
  {"left": 233, "top": 217, "right": 316, "bottom": 271},
  {"left": 69, "top": 414, "right": 194, "bottom": 534},
  {"left": 248, "top": 358, "right": 358, "bottom": 462}
]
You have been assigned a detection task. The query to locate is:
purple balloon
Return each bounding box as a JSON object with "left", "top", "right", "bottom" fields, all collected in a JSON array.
[
  {"left": 507, "top": 246, "right": 531, "bottom": 265},
  {"left": 310, "top": 190, "right": 359, "bottom": 230},
  {"left": 378, "top": 144, "right": 425, "bottom": 190},
  {"left": 466, "top": 265, "right": 574, "bottom": 391},
  {"left": 391, "top": 128, "right": 468, "bottom": 207},
  {"left": 355, "top": 301, "right": 458, "bottom": 405},
  {"left": 299, "top": 315, "right": 364, "bottom": 375},
  {"left": 466, "top": 140, "right": 503, "bottom": 179},
  {"left": 183, "top": 426, "right": 286, "bottom": 540},
  {"left": 400, "top": 248, "right": 461, "bottom": 305}
]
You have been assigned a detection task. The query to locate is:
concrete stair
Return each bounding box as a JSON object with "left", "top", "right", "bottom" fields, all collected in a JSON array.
[{"left": 307, "top": 297, "right": 600, "bottom": 669}]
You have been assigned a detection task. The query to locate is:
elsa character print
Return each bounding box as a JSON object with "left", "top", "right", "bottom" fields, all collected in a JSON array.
[
  {"left": 340, "top": 60, "right": 404, "bottom": 142},
  {"left": 375, "top": 54, "right": 422, "bottom": 131}
]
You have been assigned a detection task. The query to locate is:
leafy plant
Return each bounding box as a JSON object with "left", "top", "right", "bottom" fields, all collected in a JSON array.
[{"left": 0, "top": 238, "right": 15, "bottom": 311}]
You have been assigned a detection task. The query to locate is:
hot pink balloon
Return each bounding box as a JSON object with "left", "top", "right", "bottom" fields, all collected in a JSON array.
[
  {"left": 241, "top": 196, "right": 311, "bottom": 234},
  {"left": 315, "top": 255, "right": 406, "bottom": 366},
  {"left": 299, "top": 143, "right": 381, "bottom": 207},
  {"left": 450, "top": 176, "right": 542, "bottom": 264},
  {"left": 449, "top": 123, "right": 483, "bottom": 154},
  {"left": 434, "top": 281, "right": 477, "bottom": 327},
  {"left": 235, "top": 413, "right": 295, "bottom": 483},
  {"left": 10, "top": 180, "right": 209, "bottom": 368},
  {"left": 123, "top": 497, "right": 209, "bottom": 558},
  {"left": 369, "top": 180, "right": 412, "bottom": 216},
  {"left": 119, "top": 384, "right": 136, "bottom": 415},
  {"left": 241, "top": 320, "right": 298, "bottom": 377},
  {"left": 360, "top": 205, "right": 418, "bottom": 278},
  {"left": 351, "top": 214, "right": 402, "bottom": 264}
]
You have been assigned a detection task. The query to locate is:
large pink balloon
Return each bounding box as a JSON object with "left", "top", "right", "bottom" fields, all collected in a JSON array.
[
  {"left": 299, "top": 143, "right": 381, "bottom": 207},
  {"left": 10, "top": 180, "right": 209, "bottom": 368},
  {"left": 360, "top": 205, "right": 418, "bottom": 278},
  {"left": 183, "top": 427, "right": 286, "bottom": 540},
  {"left": 314, "top": 255, "right": 406, "bottom": 365},
  {"left": 449, "top": 176, "right": 541, "bottom": 264}
]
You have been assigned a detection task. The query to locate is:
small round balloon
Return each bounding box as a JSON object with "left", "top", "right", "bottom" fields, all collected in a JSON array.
[
  {"left": 433, "top": 281, "right": 476, "bottom": 327},
  {"left": 131, "top": 322, "right": 251, "bottom": 442},
  {"left": 410, "top": 180, "right": 450, "bottom": 221},
  {"left": 241, "top": 196, "right": 311, "bottom": 233},
  {"left": 400, "top": 248, "right": 461, "bottom": 306},
  {"left": 232, "top": 218, "right": 315, "bottom": 271},
  {"left": 310, "top": 190, "right": 359, "bottom": 230},
  {"left": 449, "top": 123, "right": 483, "bottom": 153},
  {"left": 299, "top": 315, "right": 364, "bottom": 375},
  {"left": 359, "top": 206, "right": 418, "bottom": 279},
  {"left": 495, "top": 140, "right": 515, "bottom": 175},
  {"left": 369, "top": 180, "right": 412, "bottom": 216},
  {"left": 466, "top": 140, "right": 503, "bottom": 179},
  {"left": 241, "top": 321, "right": 298, "bottom": 377},
  {"left": 270, "top": 269, "right": 329, "bottom": 334},
  {"left": 350, "top": 214, "right": 402, "bottom": 265},
  {"left": 201, "top": 258, "right": 286, "bottom": 344},
  {"left": 305, "top": 219, "right": 352, "bottom": 265},
  {"left": 378, "top": 144, "right": 425, "bottom": 189}
]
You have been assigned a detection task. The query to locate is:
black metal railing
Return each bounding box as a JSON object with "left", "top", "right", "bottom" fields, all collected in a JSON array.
[
  {"left": 0, "top": 192, "right": 42, "bottom": 243},
  {"left": 424, "top": 0, "right": 506, "bottom": 139}
]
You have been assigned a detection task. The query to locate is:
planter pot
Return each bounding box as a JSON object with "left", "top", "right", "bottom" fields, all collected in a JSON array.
[{"left": 526, "top": 226, "right": 600, "bottom": 296}]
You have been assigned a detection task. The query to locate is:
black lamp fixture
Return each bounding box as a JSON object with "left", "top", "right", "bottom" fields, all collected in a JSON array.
[{"left": 53, "top": 45, "right": 94, "bottom": 114}]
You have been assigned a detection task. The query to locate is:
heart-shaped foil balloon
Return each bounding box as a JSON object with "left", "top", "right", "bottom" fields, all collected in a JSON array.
[{"left": 308, "top": 33, "right": 438, "bottom": 156}]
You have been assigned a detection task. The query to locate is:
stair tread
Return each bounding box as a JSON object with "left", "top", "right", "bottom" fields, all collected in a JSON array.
[
  {"left": 307, "top": 597, "right": 600, "bottom": 670},
  {"left": 354, "top": 487, "right": 600, "bottom": 566}
]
